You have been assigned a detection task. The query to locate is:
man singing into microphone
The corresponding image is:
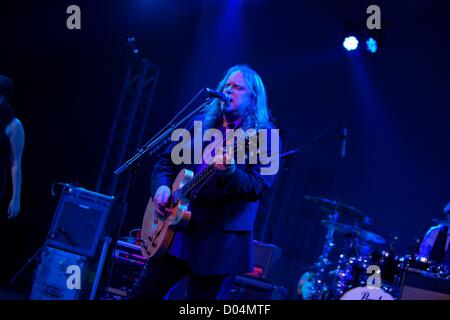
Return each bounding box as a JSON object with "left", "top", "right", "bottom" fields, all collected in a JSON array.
[{"left": 131, "top": 65, "right": 279, "bottom": 300}]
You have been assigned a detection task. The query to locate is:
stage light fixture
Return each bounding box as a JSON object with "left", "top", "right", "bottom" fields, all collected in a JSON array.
[
  {"left": 343, "top": 36, "right": 359, "bottom": 51},
  {"left": 366, "top": 37, "right": 378, "bottom": 53}
]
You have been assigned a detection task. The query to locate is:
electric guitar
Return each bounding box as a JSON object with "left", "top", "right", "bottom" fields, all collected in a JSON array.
[{"left": 140, "top": 134, "right": 254, "bottom": 259}]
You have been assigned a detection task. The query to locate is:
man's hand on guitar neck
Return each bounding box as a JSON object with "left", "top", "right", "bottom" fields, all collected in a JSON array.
[{"left": 153, "top": 185, "right": 172, "bottom": 217}]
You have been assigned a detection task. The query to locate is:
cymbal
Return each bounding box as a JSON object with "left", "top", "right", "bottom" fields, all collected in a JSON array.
[
  {"left": 305, "top": 195, "right": 366, "bottom": 219},
  {"left": 356, "top": 228, "right": 386, "bottom": 245},
  {"left": 320, "top": 220, "right": 386, "bottom": 245},
  {"left": 320, "top": 220, "right": 354, "bottom": 234}
]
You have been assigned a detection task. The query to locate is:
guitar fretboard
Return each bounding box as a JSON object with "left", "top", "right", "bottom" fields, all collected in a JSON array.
[
  {"left": 171, "top": 133, "right": 253, "bottom": 203},
  {"left": 172, "top": 163, "right": 217, "bottom": 203}
]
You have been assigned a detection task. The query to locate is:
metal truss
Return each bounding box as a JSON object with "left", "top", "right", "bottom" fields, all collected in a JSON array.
[{"left": 96, "top": 57, "right": 160, "bottom": 203}]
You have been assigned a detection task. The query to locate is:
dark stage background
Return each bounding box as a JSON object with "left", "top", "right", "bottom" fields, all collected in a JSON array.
[{"left": 1, "top": 0, "right": 449, "bottom": 298}]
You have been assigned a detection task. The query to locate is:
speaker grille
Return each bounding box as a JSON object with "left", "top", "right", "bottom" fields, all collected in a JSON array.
[{"left": 47, "top": 186, "right": 115, "bottom": 257}]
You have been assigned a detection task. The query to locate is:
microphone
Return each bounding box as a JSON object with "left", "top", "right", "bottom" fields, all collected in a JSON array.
[
  {"left": 206, "top": 88, "right": 231, "bottom": 104},
  {"left": 340, "top": 127, "right": 347, "bottom": 158}
]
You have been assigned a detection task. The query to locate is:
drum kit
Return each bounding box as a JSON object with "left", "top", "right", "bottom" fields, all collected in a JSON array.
[{"left": 297, "top": 196, "right": 449, "bottom": 300}]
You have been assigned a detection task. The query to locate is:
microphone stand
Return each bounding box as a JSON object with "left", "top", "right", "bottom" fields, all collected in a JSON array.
[
  {"left": 101, "top": 88, "right": 213, "bottom": 299},
  {"left": 279, "top": 125, "right": 346, "bottom": 300},
  {"left": 114, "top": 88, "right": 213, "bottom": 175}
]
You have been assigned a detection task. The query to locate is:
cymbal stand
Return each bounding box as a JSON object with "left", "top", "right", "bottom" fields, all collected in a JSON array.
[{"left": 309, "top": 209, "right": 339, "bottom": 299}]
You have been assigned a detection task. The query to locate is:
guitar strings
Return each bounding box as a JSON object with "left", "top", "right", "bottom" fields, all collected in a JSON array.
[{"left": 181, "top": 136, "right": 251, "bottom": 198}]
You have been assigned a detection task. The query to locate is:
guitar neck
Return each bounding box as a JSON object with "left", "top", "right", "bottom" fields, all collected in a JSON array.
[
  {"left": 173, "top": 164, "right": 217, "bottom": 202},
  {"left": 171, "top": 134, "right": 251, "bottom": 203}
]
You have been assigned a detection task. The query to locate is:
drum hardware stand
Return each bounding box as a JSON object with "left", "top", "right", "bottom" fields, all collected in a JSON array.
[
  {"left": 335, "top": 231, "right": 366, "bottom": 296},
  {"left": 385, "top": 232, "right": 402, "bottom": 291},
  {"left": 308, "top": 209, "right": 340, "bottom": 299},
  {"left": 284, "top": 125, "right": 348, "bottom": 300}
]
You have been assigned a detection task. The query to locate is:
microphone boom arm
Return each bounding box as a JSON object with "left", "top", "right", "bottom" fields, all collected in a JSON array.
[{"left": 114, "top": 88, "right": 212, "bottom": 175}]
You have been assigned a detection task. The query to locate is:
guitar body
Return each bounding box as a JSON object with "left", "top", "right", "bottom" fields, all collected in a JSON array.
[{"left": 141, "top": 169, "right": 193, "bottom": 259}]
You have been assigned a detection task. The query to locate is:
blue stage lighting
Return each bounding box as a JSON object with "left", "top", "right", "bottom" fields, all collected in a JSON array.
[
  {"left": 343, "top": 36, "right": 359, "bottom": 51},
  {"left": 366, "top": 38, "right": 378, "bottom": 53}
]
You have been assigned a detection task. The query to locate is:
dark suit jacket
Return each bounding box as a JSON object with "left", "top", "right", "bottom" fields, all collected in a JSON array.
[{"left": 150, "top": 115, "right": 279, "bottom": 275}]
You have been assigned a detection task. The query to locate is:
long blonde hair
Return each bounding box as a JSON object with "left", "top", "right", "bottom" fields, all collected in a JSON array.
[{"left": 203, "top": 65, "right": 273, "bottom": 130}]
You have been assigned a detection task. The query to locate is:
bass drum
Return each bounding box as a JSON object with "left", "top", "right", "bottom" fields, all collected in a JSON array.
[
  {"left": 340, "top": 286, "right": 395, "bottom": 300},
  {"left": 330, "top": 253, "right": 401, "bottom": 299}
]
